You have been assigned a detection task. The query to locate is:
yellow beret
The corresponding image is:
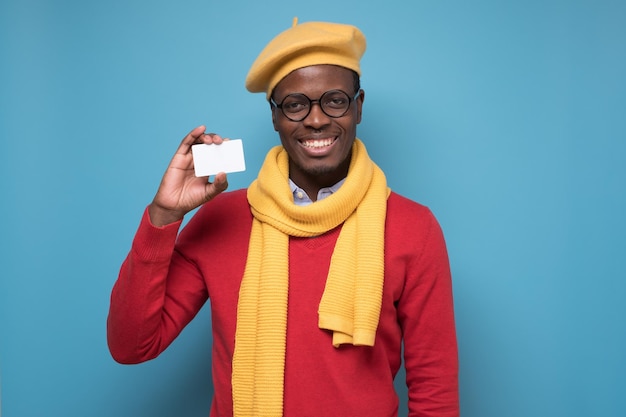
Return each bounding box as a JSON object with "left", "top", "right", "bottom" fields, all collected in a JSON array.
[{"left": 245, "top": 18, "right": 366, "bottom": 98}]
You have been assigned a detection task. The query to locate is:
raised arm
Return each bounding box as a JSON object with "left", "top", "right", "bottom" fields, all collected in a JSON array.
[{"left": 107, "top": 126, "right": 230, "bottom": 363}]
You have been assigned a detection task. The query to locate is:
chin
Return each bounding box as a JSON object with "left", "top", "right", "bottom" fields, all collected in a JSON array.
[
  {"left": 301, "top": 164, "right": 337, "bottom": 177},
  {"left": 302, "top": 158, "right": 350, "bottom": 179}
]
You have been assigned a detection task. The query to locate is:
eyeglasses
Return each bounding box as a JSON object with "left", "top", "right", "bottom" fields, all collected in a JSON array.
[{"left": 270, "top": 89, "right": 360, "bottom": 122}]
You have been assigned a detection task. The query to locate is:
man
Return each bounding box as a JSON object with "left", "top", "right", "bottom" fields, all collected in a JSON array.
[{"left": 107, "top": 19, "right": 459, "bottom": 417}]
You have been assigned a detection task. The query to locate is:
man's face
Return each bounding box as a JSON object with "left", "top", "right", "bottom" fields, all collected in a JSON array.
[{"left": 271, "top": 65, "right": 363, "bottom": 188}]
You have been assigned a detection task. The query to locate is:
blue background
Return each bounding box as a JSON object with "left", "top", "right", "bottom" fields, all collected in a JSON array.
[{"left": 1, "top": 1, "right": 625, "bottom": 416}]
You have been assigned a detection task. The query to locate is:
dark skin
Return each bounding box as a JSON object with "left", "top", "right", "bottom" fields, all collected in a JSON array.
[
  {"left": 148, "top": 64, "right": 364, "bottom": 226},
  {"left": 271, "top": 65, "right": 364, "bottom": 201}
]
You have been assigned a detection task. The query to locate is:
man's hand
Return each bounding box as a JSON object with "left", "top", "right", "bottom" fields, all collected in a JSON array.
[{"left": 148, "top": 126, "right": 229, "bottom": 227}]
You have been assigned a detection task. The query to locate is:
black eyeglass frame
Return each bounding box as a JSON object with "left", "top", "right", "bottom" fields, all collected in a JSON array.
[{"left": 269, "top": 89, "right": 361, "bottom": 122}]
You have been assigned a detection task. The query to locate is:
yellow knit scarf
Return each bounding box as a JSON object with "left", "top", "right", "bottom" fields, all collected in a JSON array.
[{"left": 232, "top": 139, "right": 388, "bottom": 417}]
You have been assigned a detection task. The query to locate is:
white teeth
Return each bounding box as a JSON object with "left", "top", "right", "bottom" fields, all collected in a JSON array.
[{"left": 302, "top": 138, "right": 334, "bottom": 148}]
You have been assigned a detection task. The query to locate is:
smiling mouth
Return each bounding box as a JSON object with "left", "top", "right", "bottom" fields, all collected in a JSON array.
[{"left": 300, "top": 137, "right": 336, "bottom": 148}]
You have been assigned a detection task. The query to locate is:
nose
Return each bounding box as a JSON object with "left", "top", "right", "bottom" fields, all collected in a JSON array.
[{"left": 303, "top": 100, "right": 331, "bottom": 128}]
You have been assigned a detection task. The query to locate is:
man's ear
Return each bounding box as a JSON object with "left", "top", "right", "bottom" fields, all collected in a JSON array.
[
  {"left": 355, "top": 89, "right": 365, "bottom": 124},
  {"left": 271, "top": 104, "right": 279, "bottom": 131}
]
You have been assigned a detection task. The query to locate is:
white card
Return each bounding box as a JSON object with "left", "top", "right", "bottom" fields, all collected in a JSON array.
[{"left": 191, "top": 139, "right": 246, "bottom": 177}]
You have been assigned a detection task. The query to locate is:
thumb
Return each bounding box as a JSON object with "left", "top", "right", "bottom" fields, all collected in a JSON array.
[{"left": 205, "top": 172, "right": 229, "bottom": 200}]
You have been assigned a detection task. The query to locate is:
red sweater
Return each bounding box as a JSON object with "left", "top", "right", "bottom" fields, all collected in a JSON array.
[{"left": 107, "top": 189, "right": 458, "bottom": 417}]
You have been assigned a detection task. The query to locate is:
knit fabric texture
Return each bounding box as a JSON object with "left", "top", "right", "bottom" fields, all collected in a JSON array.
[
  {"left": 231, "top": 139, "right": 389, "bottom": 417},
  {"left": 245, "top": 19, "right": 366, "bottom": 98}
]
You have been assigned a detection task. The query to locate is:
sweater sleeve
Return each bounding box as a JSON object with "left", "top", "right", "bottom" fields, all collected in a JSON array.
[
  {"left": 398, "top": 209, "right": 459, "bottom": 417},
  {"left": 107, "top": 207, "right": 209, "bottom": 364}
]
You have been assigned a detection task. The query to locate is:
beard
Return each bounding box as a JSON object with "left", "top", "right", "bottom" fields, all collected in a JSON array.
[{"left": 290, "top": 153, "right": 353, "bottom": 183}]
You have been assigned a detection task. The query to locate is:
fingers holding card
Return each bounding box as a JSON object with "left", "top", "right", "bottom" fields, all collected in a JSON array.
[{"left": 191, "top": 139, "right": 246, "bottom": 177}]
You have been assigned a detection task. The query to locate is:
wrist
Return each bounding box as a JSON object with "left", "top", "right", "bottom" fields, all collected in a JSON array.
[{"left": 148, "top": 204, "right": 185, "bottom": 227}]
